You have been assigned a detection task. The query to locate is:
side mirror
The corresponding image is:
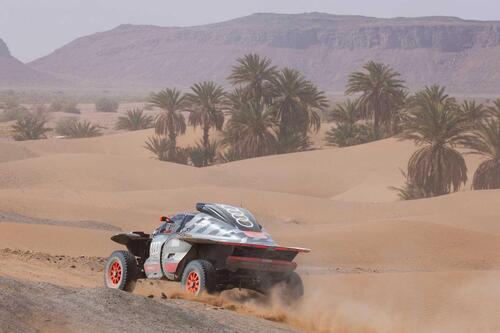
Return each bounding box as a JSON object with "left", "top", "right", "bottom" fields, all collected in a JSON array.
[{"left": 160, "top": 216, "right": 173, "bottom": 223}]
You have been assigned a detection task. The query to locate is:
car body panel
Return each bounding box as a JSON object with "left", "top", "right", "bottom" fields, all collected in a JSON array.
[{"left": 110, "top": 203, "right": 310, "bottom": 284}]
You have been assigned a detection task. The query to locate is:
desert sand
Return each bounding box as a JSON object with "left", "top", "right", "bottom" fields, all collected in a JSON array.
[{"left": 1, "top": 125, "right": 499, "bottom": 332}]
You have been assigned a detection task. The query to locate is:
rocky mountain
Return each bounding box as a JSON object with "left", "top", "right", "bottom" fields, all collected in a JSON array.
[
  {"left": 30, "top": 13, "right": 500, "bottom": 94},
  {"left": 0, "top": 39, "right": 60, "bottom": 88}
]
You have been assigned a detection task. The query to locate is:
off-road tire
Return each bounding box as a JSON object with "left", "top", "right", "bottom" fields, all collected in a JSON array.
[
  {"left": 180, "top": 259, "right": 216, "bottom": 295},
  {"left": 104, "top": 250, "right": 139, "bottom": 292},
  {"left": 277, "top": 271, "right": 304, "bottom": 304}
]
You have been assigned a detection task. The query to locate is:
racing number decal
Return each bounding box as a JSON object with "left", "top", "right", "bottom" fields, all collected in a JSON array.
[
  {"left": 150, "top": 240, "right": 162, "bottom": 258},
  {"left": 221, "top": 205, "right": 254, "bottom": 228}
]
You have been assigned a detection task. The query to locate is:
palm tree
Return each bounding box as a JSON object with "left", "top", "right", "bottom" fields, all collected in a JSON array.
[
  {"left": 149, "top": 88, "right": 187, "bottom": 145},
  {"left": 488, "top": 99, "right": 500, "bottom": 119},
  {"left": 228, "top": 54, "right": 277, "bottom": 102},
  {"left": 12, "top": 111, "right": 51, "bottom": 141},
  {"left": 389, "top": 89, "right": 409, "bottom": 135},
  {"left": 398, "top": 86, "right": 471, "bottom": 197},
  {"left": 460, "top": 100, "right": 488, "bottom": 128},
  {"left": 346, "top": 61, "right": 406, "bottom": 133},
  {"left": 115, "top": 108, "right": 154, "bottom": 131},
  {"left": 185, "top": 81, "right": 226, "bottom": 166},
  {"left": 324, "top": 123, "right": 364, "bottom": 147},
  {"left": 328, "top": 99, "right": 362, "bottom": 125},
  {"left": 270, "top": 68, "right": 328, "bottom": 146},
  {"left": 227, "top": 87, "right": 252, "bottom": 111},
  {"left": 465, "top": 119, "right": 500, "bottom": 190},
  {"left": 223, "top": 101, "right": 277, "bottom": 159},
  {"left": 324, "top": 99, "right": 364, "bottom": 147}
]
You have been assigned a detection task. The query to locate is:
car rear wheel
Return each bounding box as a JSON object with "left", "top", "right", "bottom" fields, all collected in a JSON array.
[
  {"left": 104, "top": 250, "right": 138, "bottom": 292},
  {"left": 276, "top": 271, "right": 304, "bottom": 304},
  {"left": 180, "top": 259, "right": 216, "bottom": 296}
]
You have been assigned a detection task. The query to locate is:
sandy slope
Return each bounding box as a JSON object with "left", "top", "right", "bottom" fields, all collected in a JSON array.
[
  {"left": 1, "top": 128, "right": 499, "bottom": 332},
  {"left": 0, "top": 275, "right": 299, "bottom": 333}
]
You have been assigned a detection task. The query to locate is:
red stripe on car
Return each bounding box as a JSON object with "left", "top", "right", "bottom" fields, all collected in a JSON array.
[
  {"left": 227, "top": 256, "right": 297, "bottom": 267},
  {"left": 164, "top": 262, "right": 178, "bottom": 273}
]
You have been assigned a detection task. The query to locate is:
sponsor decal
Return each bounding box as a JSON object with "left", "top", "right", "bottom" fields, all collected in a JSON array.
[
  {"left": 150, "top": 240, "right": 162, "bottom": 257},
  {"left": 220, "top": 205, "right": 255, "bottom": 228}
]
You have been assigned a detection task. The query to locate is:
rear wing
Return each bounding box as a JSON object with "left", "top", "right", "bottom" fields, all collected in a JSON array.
[
  {"left": 179, "top": 236, "right": 310, "bottom": 253},
  {"left": 111, "top": 232, "right": 151, "bottom": 258}
]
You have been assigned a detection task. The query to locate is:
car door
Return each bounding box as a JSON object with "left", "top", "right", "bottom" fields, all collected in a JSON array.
[{"left": 144, "top": 216, "right": 182, "bottom": 279}]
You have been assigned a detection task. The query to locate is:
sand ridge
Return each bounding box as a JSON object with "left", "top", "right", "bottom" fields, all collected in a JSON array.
[{"left": 1, "top": 126, "right": 499, "bottom": 332}]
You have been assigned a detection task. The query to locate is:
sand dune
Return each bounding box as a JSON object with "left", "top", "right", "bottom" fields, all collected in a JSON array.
[{"left": 1, "top": 125, "right": 499, "bottom": 332}]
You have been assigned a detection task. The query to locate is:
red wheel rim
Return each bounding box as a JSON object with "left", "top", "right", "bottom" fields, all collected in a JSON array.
[
  {"left": 186, "top": 271, "right": 200, "bottom": 294},
  {"left": 108, "top": 260, "right": 122, "bottom": 286}
]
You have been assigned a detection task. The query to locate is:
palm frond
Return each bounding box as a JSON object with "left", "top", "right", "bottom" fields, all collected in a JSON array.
[
  {"left": 115, "top": 108, "right": 154, "bottom": 131},
  {"left": 346, "top": 61, "right": 407, "bottom": 132},
  {"left": 149, "top": 88, "right": 187, "bottom": 140},
  {"left": 223, "top": 101, "right": 277, "bottom": 159},
  {"left": 11, "top": 111, "right": 51, "bottom": 141},
  {"left": 227, "top": 53, "right": 277, "bottom": 101},
  {"left": 463, "top": 119, "right": 500, "bottom": 189}
]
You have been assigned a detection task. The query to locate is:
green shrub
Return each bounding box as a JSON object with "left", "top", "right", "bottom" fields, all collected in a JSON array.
[
  {"left": 95, "top": 98, "right": 119, "bottom": 113},
  {"left": 55, "top": 117, "right": 79, "bottom": 136},
  {"left": 0, "top": 96, "right": 29, "bottom": 122},
  {"left": 144, "top": 136, "right": 188, "bottom": 164},
  {"left": 49, "top": 99, "right": 80, "bottom": 114},
  {"left": 186, "top": 140, "right": 219, "bottom": 167},
  {"left": 11, "top": 111, "right": 51, "bottom": 141},
  {"left": 0, "top": 106, "right": 30, "bottom": 122},
  {"left": 218, "top": 147, "right": 244, "bottom": 163},
  {"left": 55, "top": 118, "right": 102, "bottom": 138},
  {"left": 390, "top": 171, "right": 428, "bottom": 200},
  {"left": 276, "top": 131, "right": 312, "bottom": 154},
  {"left": 67, "top": 120, "right": 102, "bottom": 138},
  {"left": 115, "top": 108, "right": 153, "bottom": 131},
  {"left": 324, "top": 122, "right": 388, "bottom": 147}
]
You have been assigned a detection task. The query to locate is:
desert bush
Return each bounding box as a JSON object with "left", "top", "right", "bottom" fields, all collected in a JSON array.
[
  {"left": 50, "top": 99, "right": 80, "bottom": 114},
  {"left": 11, "top": 111, "right": 51, "bottom": 141},
  {"left": 144, "top": 136, "right": 188, "bottom": 164},
  {"left": 325, "top": 121, "right": 390, "bottom": 147},
  {"left": 390, "top": 171, "right": 428, "bottom": 200},
  {"left": 217, "top": 147, "right": 245, "bottom": 163},
  {"left": 55, "top": 117, "right": 79, "bottom": 136},
  {"left": 325, "top": 123, "right": 364, "bottom": 147},
  {"left": 186, "top": 140, "right": 219, "bottom": 167},
  {"left": 57, "top": 119, "right": 102, "bottom": 138},
  {"left": 0, "top": 96, "right": 29, "bottom": 122},
  {"left": 275, "top": 130, "right": 312, "bottom": 154},
  {"left": 0, "top": 106, "right": 30, "bottom": 122},
  {"left": 95, "top": 98, "right": 119, "bottom": 113},
  {"left": 115, "top": 108, "right": 153, "bottom": 131}
]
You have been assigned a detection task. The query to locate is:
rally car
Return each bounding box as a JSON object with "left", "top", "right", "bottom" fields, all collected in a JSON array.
[{"left": 104, "top": 203, "right": 309, "bottom": 302}]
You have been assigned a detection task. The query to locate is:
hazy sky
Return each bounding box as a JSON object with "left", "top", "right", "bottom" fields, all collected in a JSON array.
[{"left": 1, "top": 0, "right": 499, "bottom": 62}]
